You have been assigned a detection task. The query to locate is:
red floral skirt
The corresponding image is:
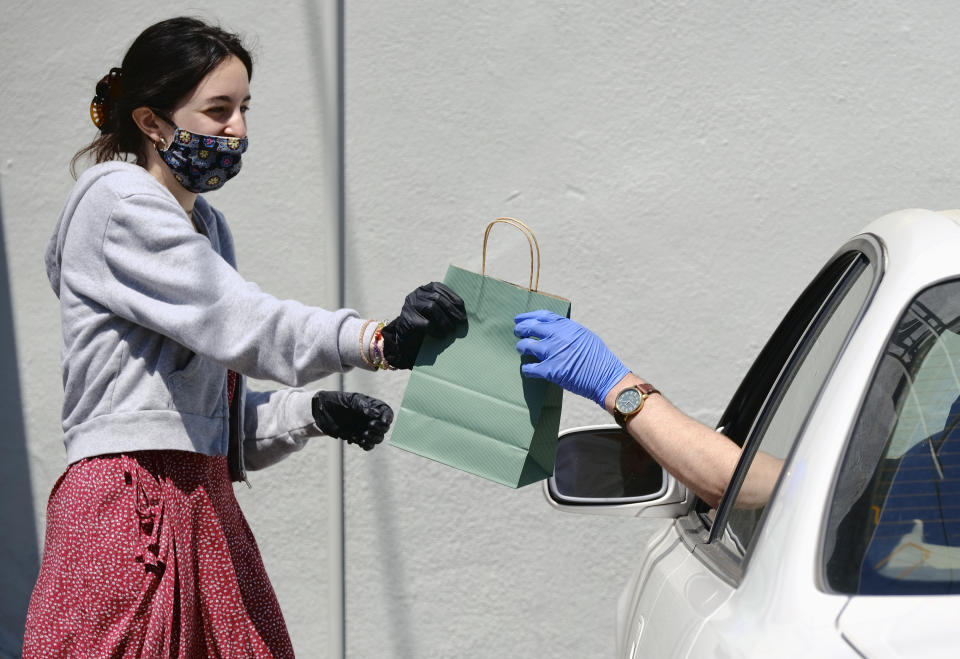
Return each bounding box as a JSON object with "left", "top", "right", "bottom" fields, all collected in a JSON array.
[{"left": 23, "top": 451, "right": 294, "bottom": 658}]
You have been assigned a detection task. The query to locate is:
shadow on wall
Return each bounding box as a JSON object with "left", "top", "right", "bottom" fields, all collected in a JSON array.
[{"left": 0, "top": 181, "right": 39, "bottom": 656}]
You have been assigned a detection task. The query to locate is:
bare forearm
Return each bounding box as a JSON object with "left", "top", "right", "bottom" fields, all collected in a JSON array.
[{"left": 604, "top": 373, "right": 764, "bottom": 508}]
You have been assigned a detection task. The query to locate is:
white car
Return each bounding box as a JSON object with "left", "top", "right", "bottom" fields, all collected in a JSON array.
[{"left": 544, "top": 208, "right": 960, "bottom": 658}]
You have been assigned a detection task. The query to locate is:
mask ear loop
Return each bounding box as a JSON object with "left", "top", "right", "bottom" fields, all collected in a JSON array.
[{"left": 150, "top": 109, "right": 177, "bottom": 152}]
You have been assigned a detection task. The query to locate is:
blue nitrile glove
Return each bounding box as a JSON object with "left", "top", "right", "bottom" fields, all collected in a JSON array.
[{"left": 514, "top": 310, "right": 630, "bottom": 406}]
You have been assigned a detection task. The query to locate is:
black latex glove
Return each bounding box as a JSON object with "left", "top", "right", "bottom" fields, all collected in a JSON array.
[
  {"left": 312, "top": 391, "right": 394, "bottom": 451},
  {"left": 382, "top": 282, "right": 467, "bottom": 369}
]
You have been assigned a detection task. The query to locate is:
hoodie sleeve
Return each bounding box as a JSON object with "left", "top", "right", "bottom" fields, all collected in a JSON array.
[
  {"left": 97, "top": 188, "right": 374, "bottom": 386},
  {"left": 240, "top": 387, "right": 323, "bottom": 470}
]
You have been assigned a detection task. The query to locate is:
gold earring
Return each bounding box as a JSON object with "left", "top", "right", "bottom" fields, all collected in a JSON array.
[{"left": 156, "top": 136, "right": 167, "bottom": 150}]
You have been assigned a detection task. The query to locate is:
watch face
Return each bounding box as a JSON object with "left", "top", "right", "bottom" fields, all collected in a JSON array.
[{"left": 615, "top": 387, "right": 643, "bottom": 414}]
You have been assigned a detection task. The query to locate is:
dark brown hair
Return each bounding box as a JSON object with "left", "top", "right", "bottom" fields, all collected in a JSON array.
[{"left": 71, "top": 17, "right": 253, "bottom": 176}]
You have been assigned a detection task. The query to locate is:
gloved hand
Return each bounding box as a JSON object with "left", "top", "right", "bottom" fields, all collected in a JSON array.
[
  {"left": 514, "top": 310, "right": 630, "bottom": 406},
  {"left": 382, "top": 282, "right": 467, "bottom": 369},
  {"left": 312, "top": 391, "right": 394, "bottom": 451}
]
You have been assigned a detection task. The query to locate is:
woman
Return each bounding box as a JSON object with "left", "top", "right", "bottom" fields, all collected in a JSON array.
[{"left": 24, "top": 16, "right": 465, "bottom": 657}]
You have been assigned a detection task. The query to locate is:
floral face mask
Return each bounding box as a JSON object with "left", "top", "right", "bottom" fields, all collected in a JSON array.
[{"left": 156, "top": 125, "right": 248, "bottom": 193}]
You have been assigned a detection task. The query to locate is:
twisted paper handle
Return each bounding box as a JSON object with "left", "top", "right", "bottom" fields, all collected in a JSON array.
[{"left": 481, "top": 217, "right": 541, "bottom": 291}]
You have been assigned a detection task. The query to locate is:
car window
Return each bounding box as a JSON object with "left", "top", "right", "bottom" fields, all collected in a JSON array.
[
  {"left": 710, "top": 249, "right": 876, "bottom": 557},
  {"left": 716, "top": 250, "right": 873, "bottom": 448},
  {"left": 825, "top": 278, "right": 960, "bottom": 595}
]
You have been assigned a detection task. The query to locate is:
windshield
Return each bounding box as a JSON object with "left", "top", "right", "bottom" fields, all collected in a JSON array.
[{"left": 825, "top": 278, "right": 960, "bottom": 595}]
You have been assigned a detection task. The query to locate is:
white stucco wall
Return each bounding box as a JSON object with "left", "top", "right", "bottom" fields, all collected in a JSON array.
[{"left": 4, "top": 1, "right": 960, "bottom": 657}]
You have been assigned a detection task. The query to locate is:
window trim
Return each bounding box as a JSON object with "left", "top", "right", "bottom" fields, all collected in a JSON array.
[
  {"left": 678, "top": 509, "right": 744, "bottom": 586},
  {"left": 708, "top": 236, "right": 883, "bottom": 553}
]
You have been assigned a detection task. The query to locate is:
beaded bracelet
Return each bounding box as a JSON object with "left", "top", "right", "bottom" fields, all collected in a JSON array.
[
  {"left": 372, "top": 322, "right": 395, "bottom": 370},
  {"left": 358, "top": 319, "right": 377, "bottom": 368}
]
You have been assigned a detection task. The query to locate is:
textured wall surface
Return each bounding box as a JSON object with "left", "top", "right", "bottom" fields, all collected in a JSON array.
[{"left": 4, "top": 1, "right": 960, "bottom": 657}]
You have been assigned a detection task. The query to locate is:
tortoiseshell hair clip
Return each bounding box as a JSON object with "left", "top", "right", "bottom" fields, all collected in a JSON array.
[{"left": 90, "top": 67, "right": 123, "bottom": 131}]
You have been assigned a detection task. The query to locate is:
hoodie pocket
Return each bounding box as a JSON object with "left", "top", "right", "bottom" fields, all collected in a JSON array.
[{"left": 167, "top": 350, "right": 225, "bottom": 417}]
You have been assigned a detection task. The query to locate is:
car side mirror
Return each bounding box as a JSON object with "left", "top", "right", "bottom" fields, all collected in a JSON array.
[{"left": 544, "top": 425, "right": 693, "bottom": 518}]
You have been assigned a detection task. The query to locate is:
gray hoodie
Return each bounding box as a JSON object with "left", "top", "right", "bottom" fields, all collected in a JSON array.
[{"left": 45, "top": 162, "right": 376, "bottom": 471}]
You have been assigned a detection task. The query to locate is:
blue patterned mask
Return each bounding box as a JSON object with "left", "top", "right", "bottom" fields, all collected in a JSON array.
[{"left": 156, "top": 125, "right": 248, "bottom": 193}]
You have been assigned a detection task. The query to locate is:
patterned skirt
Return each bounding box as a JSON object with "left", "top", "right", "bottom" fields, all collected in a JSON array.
[{"left": 22, "top": 451, "right": 294, "bottom": 658}]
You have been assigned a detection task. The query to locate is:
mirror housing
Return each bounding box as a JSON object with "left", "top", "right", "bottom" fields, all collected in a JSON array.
[{"left": 543, "top": 424, "right": 693, "bottom": 518}]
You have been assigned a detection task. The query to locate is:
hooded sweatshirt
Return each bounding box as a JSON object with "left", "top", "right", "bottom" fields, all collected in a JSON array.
[{"left": 45, "top": 161, "right": 376, "bottom": 470}]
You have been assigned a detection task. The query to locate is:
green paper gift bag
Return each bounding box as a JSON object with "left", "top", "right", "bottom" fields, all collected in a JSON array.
[{"left": 389, "top": 218, "right": 571, "bottom": 488}]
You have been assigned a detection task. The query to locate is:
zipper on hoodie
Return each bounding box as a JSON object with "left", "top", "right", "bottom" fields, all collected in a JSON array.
[{"left": 228, "top": 373, "right": 251, "bottom": 487}]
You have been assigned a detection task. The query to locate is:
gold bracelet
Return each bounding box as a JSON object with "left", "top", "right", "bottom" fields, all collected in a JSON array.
[{"left": 358, "top": 319, "right": 376, "bottom": 367}]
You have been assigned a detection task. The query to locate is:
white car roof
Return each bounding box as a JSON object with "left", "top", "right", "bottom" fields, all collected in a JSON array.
[{"left": 859, "top": 208, "right": 960, "bottom": 294}]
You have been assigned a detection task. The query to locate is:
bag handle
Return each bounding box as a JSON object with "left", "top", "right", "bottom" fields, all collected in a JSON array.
[{"left": 481, "top": 217, "right": 541, "bottom": 291}]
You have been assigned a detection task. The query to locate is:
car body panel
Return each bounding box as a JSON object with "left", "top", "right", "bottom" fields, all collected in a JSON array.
[
  {"left": 639, "top": 548, "right": 733, "bottom": 659},
  {"left": 838, "top": 596, "right": 960, "bottom": 658},
  {"left": 614, "top": 522, "right": 722, "bottom": 658}
]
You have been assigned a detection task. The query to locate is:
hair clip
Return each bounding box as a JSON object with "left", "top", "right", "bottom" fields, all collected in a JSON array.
[{"left": 90, "top": 67, "right": 123, "bottom": 131}]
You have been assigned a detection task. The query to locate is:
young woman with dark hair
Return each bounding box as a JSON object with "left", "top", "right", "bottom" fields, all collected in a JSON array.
[
  {"left": 76, "top": 16, "right": 255, "bottom": 174},
  {"left": 23, "top": 16, "right": 465, "bottom": 657}
]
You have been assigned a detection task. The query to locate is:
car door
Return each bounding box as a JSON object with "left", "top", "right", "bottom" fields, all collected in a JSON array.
[{"left": 619, "top": 244, "right": 879, "bottom": 658}]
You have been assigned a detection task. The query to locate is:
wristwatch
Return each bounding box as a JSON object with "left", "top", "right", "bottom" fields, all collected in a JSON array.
[{"left": 613, "top": 382, "right": 660, "bottom": 428}]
